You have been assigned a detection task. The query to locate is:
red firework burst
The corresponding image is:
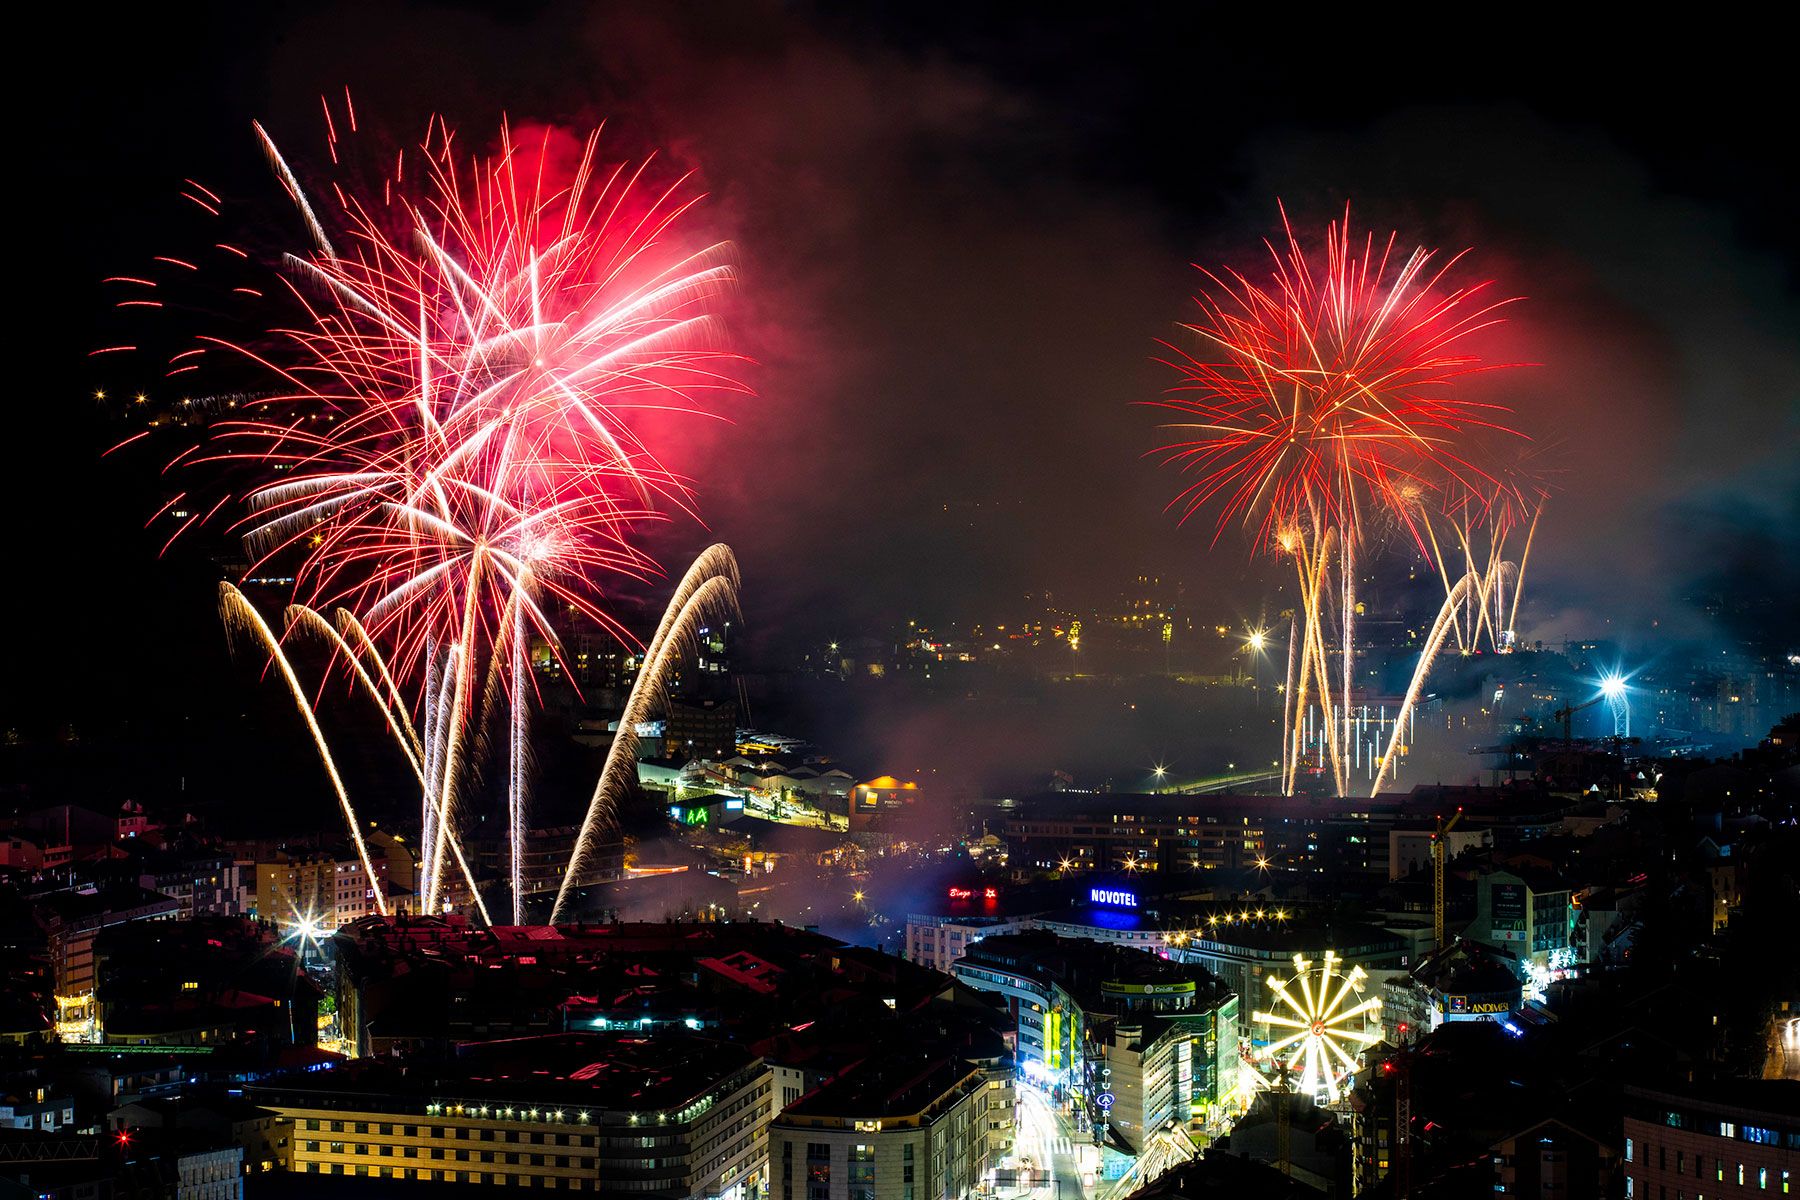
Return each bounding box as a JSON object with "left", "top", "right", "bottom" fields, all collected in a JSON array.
[
  {"left": 1151, "top": 204, "right": 1523, "bottom": 551},
  {"left": 178, "top": 107, "right": 747, "bottom": 684}
]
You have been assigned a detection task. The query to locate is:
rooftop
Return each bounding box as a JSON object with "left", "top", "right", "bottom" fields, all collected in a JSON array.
[
  {"left": 782, "top": 1049, "right": 979, "bottom": 1121},
  {"left": 251, "top": 1033, "right": 758, "bottom": 1115}
]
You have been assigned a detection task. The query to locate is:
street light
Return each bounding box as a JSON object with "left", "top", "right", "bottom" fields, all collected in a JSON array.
[{"left": 1244, "top": 628, "right": 1268, "bottom": 703}]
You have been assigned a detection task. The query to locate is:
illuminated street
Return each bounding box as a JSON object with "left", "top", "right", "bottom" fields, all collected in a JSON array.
[
  {"left": 1013, "top": 1087, "right": 1091, "bottom": 1200},
  {"left": 1770, "top": 1015, "right": 1800, "bottom": 1081}
]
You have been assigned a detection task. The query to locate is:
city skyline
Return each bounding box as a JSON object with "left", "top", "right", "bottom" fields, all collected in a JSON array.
[{"left": 1, "top": 11, "right": 1795, "bottom": 1199}]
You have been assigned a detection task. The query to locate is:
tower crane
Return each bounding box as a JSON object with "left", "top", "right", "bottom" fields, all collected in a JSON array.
[
  {"left": 1432, "top": 806, "right": 1464, "bottom": 951},
  {"left": 1551, "top": 694, "right": 1605, "bottom": 743}
]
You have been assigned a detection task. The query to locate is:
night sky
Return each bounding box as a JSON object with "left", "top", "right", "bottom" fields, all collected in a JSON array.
[{"left": 13, "top": 2, "right": 1798, "bottom": 762}]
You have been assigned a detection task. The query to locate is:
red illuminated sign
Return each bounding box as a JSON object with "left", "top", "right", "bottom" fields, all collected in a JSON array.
[{"left": 947, "top": 887, "right": 1000, "bottom": 900}]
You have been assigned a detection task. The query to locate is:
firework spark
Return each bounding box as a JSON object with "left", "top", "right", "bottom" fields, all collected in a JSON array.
[
  {"left": 1152, "top": 206, "right": 1522, "bottom": 794},
  {"left": 137, "top": 105, "right": 745, "bottom": 921}
]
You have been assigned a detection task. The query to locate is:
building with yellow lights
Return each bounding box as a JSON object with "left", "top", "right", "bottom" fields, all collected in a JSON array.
[
  {"left": 254, "top": 848, "right": 390, "bottom": 930},
  {"left": 247, "top": 1033, "right": 771, "bottom": 1194}
]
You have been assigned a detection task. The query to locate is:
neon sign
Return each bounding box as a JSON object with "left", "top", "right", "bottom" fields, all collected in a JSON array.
[
  {"left": 1090, "top": 887, "right": 1138, "bottom": 908},
  {"left": 947, "top": 887, "right": 999, "bottom": 901}
]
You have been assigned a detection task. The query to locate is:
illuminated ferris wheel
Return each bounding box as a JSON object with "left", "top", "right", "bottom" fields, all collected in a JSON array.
[{"left": 1251, "top": 950, "right": 1383, "bottom": 1103}]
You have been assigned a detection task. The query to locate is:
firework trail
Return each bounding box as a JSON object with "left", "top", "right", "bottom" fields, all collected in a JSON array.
[
  {"left": 1152, "top": 205, "right": 1522, "bottom": 794},
  {"left": 1418, "top": 471, "right": 1549, "bottom": 653},
  {"left": 552, "top": 545, "right": 740, "bottom": 923},
  {"left": 126, "top": 103, "right": 744, "bottom": 922},
  {"left": 1370, "top": 572, "right": 1477, "bottom": 797},
  {"left": 218, "top": 583, "right": 388, "bottom": 915}
]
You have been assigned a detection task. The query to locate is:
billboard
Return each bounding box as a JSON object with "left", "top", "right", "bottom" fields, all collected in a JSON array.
[{"left": 1490, "top": 882, "right": 1528, "bottom": 942}]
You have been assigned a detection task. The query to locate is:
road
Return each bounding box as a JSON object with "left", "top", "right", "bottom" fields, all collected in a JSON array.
[
  {"left": 1769, "top": 1015, "right": 1800, "bottom": 1080},
  {"left": 1013, "top": 1088, "right": 1089, "bottom": 1200}
]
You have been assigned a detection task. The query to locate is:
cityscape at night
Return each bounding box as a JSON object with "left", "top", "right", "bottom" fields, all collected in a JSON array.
[{"left": 4, "top": 4, "right": 1796, "bottom": 1199}]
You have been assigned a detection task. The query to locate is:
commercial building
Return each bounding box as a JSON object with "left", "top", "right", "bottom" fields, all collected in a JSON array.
[
  {"left": 769, "top": 1049, "right": 1003, "bottom": 1200},
  {"left": 1468, "top": 868, "right": 1573, "bottom": 967},
  {"left": 952, "top": 932, "right": 1238, "bottom": 1149},
  {"left": 249, "top": 1033, "right": 772, "bottom": 1196},
  {"left": 1378, "top": 940, "right": 1532, "bottom": 1040},
  {"left": 1621, "top": 1082, "right": 1797, "bottom": 1200},
  {"left": 904, "top": 886, "right": 1171, "bottom": 972}
]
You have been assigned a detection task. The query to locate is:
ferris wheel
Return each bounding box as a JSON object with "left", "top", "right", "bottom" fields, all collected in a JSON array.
[{"left": 1250, "top": 950, "right": 1383, "bottom": 1103}]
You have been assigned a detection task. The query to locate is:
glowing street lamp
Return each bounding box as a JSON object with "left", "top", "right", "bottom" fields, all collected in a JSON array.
[{"left": 1244, "top": 627, "right": 1269, "bottom": 702}]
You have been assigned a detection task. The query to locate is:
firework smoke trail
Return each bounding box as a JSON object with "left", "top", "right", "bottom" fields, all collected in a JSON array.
[
  {"left": 1507, "top": 507, "right": 1541, "bottom": 638},
  {"left": 127, "top": 106, "right": 745, "bottom": 921},
  {"left": 1341, "top": 531, "right": 1353, "bottom": 790},
  {"left": 1152, "top": 206, "right": 1521, "bottom": 795},
  {"left": 507, "top": 583, "right": 530, "bottom": 925},
  {"left": 219, "top": 583, "right": 388, "bottom": 915},
  {"left": 1282, "top": 615, "right": 1298, "bottom": 785},
  {"left": 1371, "top": 573, "right": 1477, "bottom": 797},
  {"left": 552, "top": 546, "right": 740, "bottom": 923}
]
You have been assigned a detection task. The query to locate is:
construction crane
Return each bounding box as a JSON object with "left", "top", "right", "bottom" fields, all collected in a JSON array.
[
  {"left": 1551, "top": 694, "right": 1606, "bottom": 743},
  {"left": 1432, "top": 807, "right": 1464, "bottom": 951},
  {"left": 1553, "top": 675, "right": 1630, "bottom": 742}
]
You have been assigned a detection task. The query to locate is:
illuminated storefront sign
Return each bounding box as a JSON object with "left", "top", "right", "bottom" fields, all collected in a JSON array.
[
  {"left": 1090, "top": 887, "right": 1139, "bottom": 908},
  {"left": 947, "top": 886, "right": 999, "bottom": 900}
]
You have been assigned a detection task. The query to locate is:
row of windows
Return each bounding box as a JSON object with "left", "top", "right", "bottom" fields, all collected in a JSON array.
[
  {"left": 1625, "top": 1138, "right": 1792, "bottom": 1194},
  {"left": 304, "top": 1163, "right": 586, "bottom": 1187},
  {"left": 299, "top": 1118, "right": 589, "bottom": 1146},
  {"left": 305, "top": 1141, "right": 585, "bottom": 1168}
]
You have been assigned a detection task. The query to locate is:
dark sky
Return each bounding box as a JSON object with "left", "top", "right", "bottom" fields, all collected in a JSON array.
[{"left": 14, "top": 1, "right": 1798, "bottom": 741}]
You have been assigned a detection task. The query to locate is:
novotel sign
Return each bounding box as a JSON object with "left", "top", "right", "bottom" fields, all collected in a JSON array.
[{"left": 1090, "top": 887, "right": 1139, "bottom": 908}]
